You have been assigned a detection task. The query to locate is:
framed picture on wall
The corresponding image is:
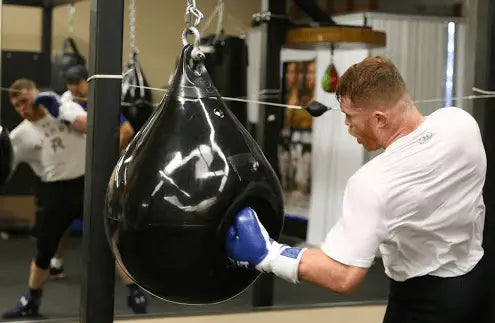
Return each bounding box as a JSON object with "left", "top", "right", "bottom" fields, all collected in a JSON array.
[{"left": 279, "top": 59, "right": 316, "bottom": 219}]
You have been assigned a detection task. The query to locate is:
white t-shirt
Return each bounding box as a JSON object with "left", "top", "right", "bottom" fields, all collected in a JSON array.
[
  {"left": 10, "top": 107, "right": 87, "bottom": 182},
  {"left": 321, "top": 107, "right": 486, "bottom": 282}
]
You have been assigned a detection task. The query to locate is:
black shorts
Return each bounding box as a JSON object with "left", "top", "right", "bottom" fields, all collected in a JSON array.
[
  {"left": 383, "top": 257, "right": 490, "bottom": 323},
  {"left": 34, "top": 176, "right": 84, "bottom": 269}
]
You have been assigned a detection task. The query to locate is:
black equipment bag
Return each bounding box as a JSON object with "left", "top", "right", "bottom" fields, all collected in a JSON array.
[
  {"left": 51, "top": 38, "right": 86, "bottom": 94},
  {"left": 121, "top": 52, "right": 154, "bottom": 131}
]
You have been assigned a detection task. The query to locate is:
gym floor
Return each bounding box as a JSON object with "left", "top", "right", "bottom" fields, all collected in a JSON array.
[{"left": 0, "top": 234, "right": 389, "bottom": 321}]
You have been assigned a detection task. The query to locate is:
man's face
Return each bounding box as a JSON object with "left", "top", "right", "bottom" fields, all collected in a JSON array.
[
  {"left": 11, "top": 89, "right": 37, "bottom": 121},
  {"left": 305, "top": 62, "right": 316, "bottom": 90},
  {"left": 67, "top": 80, "right": 88, "bottom": 99},
  {"left": 340, "top": 97, "right": 381, "bottom": 151},
  {"left": 285, "top": 63, "right": 298, "bottom": 89}
]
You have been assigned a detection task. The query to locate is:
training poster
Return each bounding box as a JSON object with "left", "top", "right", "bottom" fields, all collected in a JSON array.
[{"left": 279, "top": 60, "right": 315, "bottom": 219}]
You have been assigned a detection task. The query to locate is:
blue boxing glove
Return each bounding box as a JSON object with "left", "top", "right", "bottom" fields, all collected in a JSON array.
[
  {"left": 34, "top": 92, "right": 82, "bottom": 124},
  {"left": 225, "top": 207, "right": 306, "bottom": 283},
  {"left": 34, "top": 91, "right": 61, "bottom": 118}
]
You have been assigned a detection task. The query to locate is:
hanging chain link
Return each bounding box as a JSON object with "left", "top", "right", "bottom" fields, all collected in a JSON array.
[
  {"left": 67, "top": 3, "right": 75, "bottom": 36},
  {"left": 185, "top": 0, "right": 204, "bottom": 28},
  {"left": 183, "top": 0, "right": 205, "bottom": 61},
  {"left": 129, "top": 0, "right": 137, "bottom": 61}
]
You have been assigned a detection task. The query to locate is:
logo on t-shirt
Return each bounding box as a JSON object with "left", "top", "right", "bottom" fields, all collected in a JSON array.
[{"left": 419, "top": 132, "right": 433, "bottom": 144}]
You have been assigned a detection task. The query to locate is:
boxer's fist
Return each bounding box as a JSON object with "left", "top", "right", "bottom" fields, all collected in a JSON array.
[
  {"left": 225, "top": 207, "right": 306, "bottom": 283},
  {"left": 35, "top": 92, "right": 85, "bottom": 124},
  {"left": 34, "top": 92, "right": 61, "bottom": 118}
]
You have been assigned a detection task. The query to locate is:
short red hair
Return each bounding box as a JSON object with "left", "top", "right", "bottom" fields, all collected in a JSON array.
[{"left": 336, "top": 56, "right": 406, "bottom": 107}]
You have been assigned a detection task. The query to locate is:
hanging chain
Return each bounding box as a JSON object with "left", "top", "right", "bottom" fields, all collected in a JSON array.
[
  {"left": 129, "top": 0, "right": 137, "bottom": 61},
  {"left": 183, "top": 0, "right": 205, "bottom": 61},
  {"left": 185, "top": 0, "right": 204, "bottom": 28},
  {"left": 67, "top": 3, "right": 75, "bottom": 36}
]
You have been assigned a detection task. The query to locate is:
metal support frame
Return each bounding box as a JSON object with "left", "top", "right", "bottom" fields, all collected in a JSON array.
[
  {"left": 473, "top": 0, "right": 495, "bottom": 320},
  {"left": 252, "top": 0, "right": 288, "bottom": 308},
  {"left": 3, "top": 0, "right": 83, "bottom": 7},
  {"left": 80, "top": 0, "right": 124, "bottom": 322},
  {"left": 0, "top": 1, "right": 3, "bottom": 119},
  {"left": 41, "top": 6, "right": 52, "bottom": 86}
]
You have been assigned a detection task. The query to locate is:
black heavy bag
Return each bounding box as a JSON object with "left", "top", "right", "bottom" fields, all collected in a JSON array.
[
  {"left": 121, "top": 52, "right": 154, "bottom": 131},
  {"left": 0, "top": 125, "right": 13, "bottom": 188},
  {"left": 51, "top": 38, "right": 86, "bottom": 94},
  {"left": 201, "top": 35, "right": 248, "bottom": 126},
  {"left": 105, "top": 45, "right": 284, "bottom": 304}
]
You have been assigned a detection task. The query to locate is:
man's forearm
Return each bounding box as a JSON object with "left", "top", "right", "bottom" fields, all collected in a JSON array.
[
  {"left": 72, "top": 115, "right": 87, "bottom": 134},
  {"left": 298, "top": 249, "right": 368, "bottom": 295}
]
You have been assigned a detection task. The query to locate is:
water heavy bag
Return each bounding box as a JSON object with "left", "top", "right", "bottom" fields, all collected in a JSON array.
[
  {"left": 0, "top": 125, "right": 13, "bottom": 188},
  {"left": 121, "top": 52, "right": 154, "bottom": 131},
  {"left": 104, "top": 45, "right": 284, "bottom": 304}
]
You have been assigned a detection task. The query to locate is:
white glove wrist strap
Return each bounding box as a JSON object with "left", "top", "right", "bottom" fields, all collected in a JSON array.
[{"left": 255, "top": 241, "right": 306, "bottom": 284}]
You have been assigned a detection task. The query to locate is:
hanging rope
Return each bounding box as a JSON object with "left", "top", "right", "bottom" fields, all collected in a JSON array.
[
  {"left": 67, "top": 3, "right": 76, "bottom": 36},
  {"left": 3, "top": 86, "right": 495, "bottom": 114},
  {"left": 129, "top": 0, "right": 137, "bottom": 61},
  {"left": 200, "top": 0, "right": 224, "bottom": 44}
]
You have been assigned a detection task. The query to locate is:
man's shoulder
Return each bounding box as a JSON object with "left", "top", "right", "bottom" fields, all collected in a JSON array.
[
  {"left": 429, "top": 107, "right": 480, "bottom": 140},
  {"left": 430, "top": 107, "right": 475, "bottom": 125},
  {"left": 11, "top": 120, "right": 34, "bottom": 136},
  {"left": 353, "top": 154, "right": 385, "bottom": 180},
  {"left": 347, "top": 155, "right": 388, "bottom": 199},
  {"left": 10, "top": 120, "right": 38, "bottom": 147}
]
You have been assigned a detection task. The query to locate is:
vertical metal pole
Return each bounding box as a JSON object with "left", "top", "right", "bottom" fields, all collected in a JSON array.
[
  {"left": 41, "top": 6, "right": 52, "bottom": 87},
  {"left": 473, "top": 0, "right": 495, "bottom": 320},
  {"left": 252, "top": 0, "right": 287, "bottom": 308},
  {"left": 80, "top": 0, "right": 124, "bottom": 322},
  {"left": 0, "top": 1, "right": 2, "bottom": 118}
]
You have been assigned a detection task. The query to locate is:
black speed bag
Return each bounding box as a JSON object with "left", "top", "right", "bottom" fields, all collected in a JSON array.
[{"left": 104, "top": 45, "right": 284, "bottom": 304}]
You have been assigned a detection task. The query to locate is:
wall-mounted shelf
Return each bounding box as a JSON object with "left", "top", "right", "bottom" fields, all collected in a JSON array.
[
  {"left": 286, "top": 26, "right": 386, "bottom": 49},
  {"left": 3, "top": 0, "right": 84, "bottom": 8}
]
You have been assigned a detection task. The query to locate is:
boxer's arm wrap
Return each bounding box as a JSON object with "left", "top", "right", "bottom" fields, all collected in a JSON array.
[{"left": 256, "top": 241, "right": 306, "bottom": 283}]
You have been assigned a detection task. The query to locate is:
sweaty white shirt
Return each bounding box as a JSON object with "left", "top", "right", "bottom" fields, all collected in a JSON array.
[
  {"left": 321, "top": 107, "right": 486, "bottom": 281},
  {"left": 10, "top": 108, "right": 87, "bottom": 182}
]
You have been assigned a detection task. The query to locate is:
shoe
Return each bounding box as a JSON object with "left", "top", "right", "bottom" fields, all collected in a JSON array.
[
  {"left": 127, "top": 287, "right": 148, "bottom": 314},
  {"left": 49, "top": 266, "right": 66, "bottom": 279},
  {"left": 2, "top": 292, "right": 41, "bottom": 319}
]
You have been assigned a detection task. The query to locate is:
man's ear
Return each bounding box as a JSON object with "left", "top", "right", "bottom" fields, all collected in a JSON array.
[{"left": 374, "top": 111, "right": 387, "bottom": 128}]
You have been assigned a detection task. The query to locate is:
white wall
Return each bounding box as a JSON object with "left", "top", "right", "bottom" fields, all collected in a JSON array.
[
  {"left": 369, "top": 14, "right": 449, "bottom": 116},
  {"left": 306, "top": 47, "right": 368, "bottom": 246},
  {"left": 304, "top": 13, "right": 455, "bottom": 246}
]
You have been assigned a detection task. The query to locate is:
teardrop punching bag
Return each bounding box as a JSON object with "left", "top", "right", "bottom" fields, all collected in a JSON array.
[
  {"left": 0, "top": 125, "right": 13, "bottom": 188},
  {"left": 121, "top": 52, "right": 154, "bottom": 131},
  {"left": 105, "top": 44, "right": 284, "bottom": 304}
]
